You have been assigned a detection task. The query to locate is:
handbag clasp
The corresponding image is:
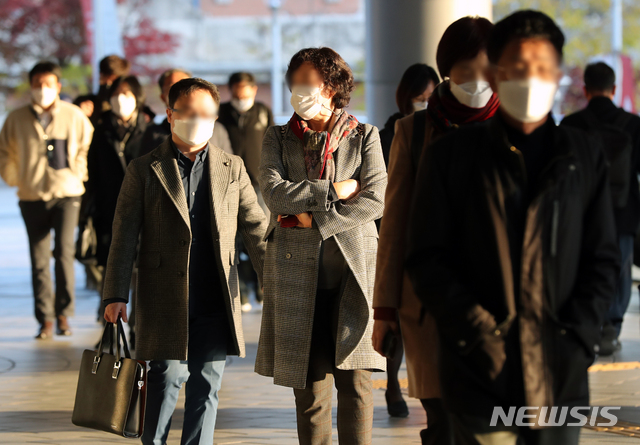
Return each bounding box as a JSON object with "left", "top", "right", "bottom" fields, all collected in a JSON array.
[
  {"left": 91, "top": 356, "right": 100, "bottom": 374},
  {"left": 112, "top": 361, "right": 121, "bottom": 379}
]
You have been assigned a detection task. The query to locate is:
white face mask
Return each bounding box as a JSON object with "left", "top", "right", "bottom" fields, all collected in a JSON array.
[
  {"left": 449, "top": 80, "right": 493, "bottom": 109},
  {"left": 290, "top": 85, "right": 332, "bottom": 120},
  {"left": 231, "top": 97, "right": 255, "bottom": 113},
  {"left": 110, "top": 94, "right": 137, "bottom": 119},
  {"left": 412, "top": 100, "right": 428, "bottom": 112},
  {"left": 173, "top": 117, "right": 215, "bottom": 146},
  {"left": 31, "top": 87, "right": 58, "bottom": 108},
  {"left": 497, "top": 77, "right": 558, "bottom": 123}
]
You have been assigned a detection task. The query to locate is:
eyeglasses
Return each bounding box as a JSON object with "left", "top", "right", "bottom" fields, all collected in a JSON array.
[{"left": 169, "top": 108, "right": 217, "bottom": 122}]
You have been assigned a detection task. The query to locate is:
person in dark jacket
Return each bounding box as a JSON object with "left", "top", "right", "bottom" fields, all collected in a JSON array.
[
  {"left": 138, "top": 68, "right": 233, "bottom": 157},
  {"left": 218, "top": 72, "right": 275, "bottom": 311},
  {"left": 379, "top": 64, "right": 439, "bottom": 166},
  {"left": 406, "top": 10, "right": 619, "bottom": 445},
  {"left": 86, "top": 75, "right": 148, "bottom": 323},
  {"left": 561, "top": 61, "right": 640, "bottom": 355}
]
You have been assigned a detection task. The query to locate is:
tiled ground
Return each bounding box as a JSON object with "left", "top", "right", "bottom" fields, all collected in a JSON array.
[{"left": 0, "top": 182, "right": 639, "bottom": 444}]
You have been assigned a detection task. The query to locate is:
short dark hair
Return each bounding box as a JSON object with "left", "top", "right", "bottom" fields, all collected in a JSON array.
[
  {"left": 109, "top": 75, "right": 146, "bottom": 110},
  {"left": 157, "top": 68, "right": 192, "bottom": 90},
  {"left": 99, "top": 55, "right": 130, "bottom": 77},
  {"left": 285, "top": 47, "right": 355, "bottom": 109},
  {"left": 436, "top": 16, "right": 493, "bottom": 79},
  {"left": 228, "top": 72, "right": 256, "bottom": 88},
  {"left": 396, "top": 64, "right": 439, "bottom": 115},
  {"left": 168, "top": 77, "right": 220, "bottom": 108},
  {"left": 488, "top": 10, "right": 565, "bottom": 65},
  {"left": 584, "top": 62, "right": 616, "bottom": 93},
  {"left": 29, "top": 61, "right": 62, "bottom": 84}
]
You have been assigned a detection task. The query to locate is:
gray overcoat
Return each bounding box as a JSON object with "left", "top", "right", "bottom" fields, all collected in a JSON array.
[
  {"left": 102, "top": 139, "right": 268, "bottom": 361},
  {"left": 255, "top": 121, "right": 388, "bottom": 389}
]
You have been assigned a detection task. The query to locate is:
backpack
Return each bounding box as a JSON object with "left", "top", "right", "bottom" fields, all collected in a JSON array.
[{"left": 580, "top": 108, "right": 633, "bottom": 208}]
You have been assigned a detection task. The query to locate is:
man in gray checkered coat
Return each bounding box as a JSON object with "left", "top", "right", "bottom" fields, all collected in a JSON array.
[{"left": 255, "top": 47, "right": 387, "bottom": 445}]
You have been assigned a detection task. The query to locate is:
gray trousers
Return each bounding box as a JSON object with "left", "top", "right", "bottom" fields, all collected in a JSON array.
[
  {"left": 141, "top": 315, "right": 229, "bottom": 445},
  {"left": 293, "top": 288, "right": 374, "bottom": 445},
  {"left": 19, "top": 197, "right": 80, "bottom": 324}
]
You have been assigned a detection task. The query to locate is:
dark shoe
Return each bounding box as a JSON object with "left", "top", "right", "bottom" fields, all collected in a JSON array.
[
  {"left": 385, "top": 390, "right": 409, "bottom": 418},
  {"left": 36, "top": 321, "right": 54, "bottom": 340},
  {"left": 599, "top": 323, "right": 621, "bottom": 356},
  {"left": 56, "top": 316, "right": 72, "bottom": 336}
]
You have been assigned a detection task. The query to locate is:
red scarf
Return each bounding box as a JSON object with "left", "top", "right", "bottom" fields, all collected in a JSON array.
[{"left": 427, "top": 80, "right": 500, "bottom": 132}]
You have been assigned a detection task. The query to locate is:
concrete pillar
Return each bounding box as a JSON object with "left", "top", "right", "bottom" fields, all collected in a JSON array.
[{"left": 365, "top": 0, "right": 492, "bottom": 128}]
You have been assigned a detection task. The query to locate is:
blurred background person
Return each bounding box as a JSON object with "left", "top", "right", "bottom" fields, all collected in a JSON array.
[
  {"left": 0, "top": 61, "right": 93, "bottom": 339},
  {"left": 218, "top": 72, "right": 274, "bottom": 312},
  {"left": 74, "top": 55, "right": 131, "bottom": 125},
  {"left": 139, "top": 68, "right": 233, "bottom": 157},
  {"left": 256, "top": 47, "right": 387, "bottom": 445},
  {"left": 372, "top": 16, "right": 496, "bottom": 443},
  {"left": 378, "top": 64, "right": 440, "bottom": 166},
  {"left": 85, "top": 75, "right": 148, "bottom": 332},
  {"left": 561, "top": 61, "right": 640, "bottom": 355}
]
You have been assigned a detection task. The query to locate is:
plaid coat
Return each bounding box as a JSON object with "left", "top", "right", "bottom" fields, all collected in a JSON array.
[
  {"left": 102, "top": 139, "right": 268, "bottom": 361},
  {"left": 255, "top": 121, "right": 388, "bottom": 389}
]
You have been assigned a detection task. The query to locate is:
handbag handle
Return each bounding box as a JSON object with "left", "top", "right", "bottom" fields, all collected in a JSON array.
[{"left": 92, "top": 316, "right": 132, "bottom": 378}]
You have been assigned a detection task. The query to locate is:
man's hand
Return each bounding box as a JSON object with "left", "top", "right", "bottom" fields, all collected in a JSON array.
[
  {"left": 372, "top": 319, "right": 398, "bottom": 356},
  {"left": 104, "top": 303, "right": 128, "bottom": 323},
  {"left": 78, "top": 100, "right": 94, "bottom": 118},
  {"left": 333, "top": 179, "right": 360, "bottom": 200},
  {"left": 296, "top": 212, "right": 313, "bottom": 228}
]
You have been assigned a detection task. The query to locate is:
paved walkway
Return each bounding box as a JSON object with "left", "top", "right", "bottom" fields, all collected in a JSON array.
[{"left": 0, "top": 182, "right": 639, "bottom": 444}]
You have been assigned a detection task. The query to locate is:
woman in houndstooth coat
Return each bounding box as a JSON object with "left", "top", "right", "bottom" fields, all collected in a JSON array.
[{"left": 255, "top": 47, "right": 387, "bottom": 445}]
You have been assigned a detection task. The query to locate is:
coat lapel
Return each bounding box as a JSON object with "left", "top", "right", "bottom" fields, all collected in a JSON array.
[
  {"left": 207, "top": 146, "right": 232, "bottom": 228},
  {"left": 150, "top": 140, "right": 191, "bottom": 229}
]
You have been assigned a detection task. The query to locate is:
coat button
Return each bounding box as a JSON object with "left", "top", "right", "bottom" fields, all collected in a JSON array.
[
  {"left": 493, "top": 329, "right": 501, "bottom": 336},
  {"left": 43, "top": 134, "right": 48, "bottom": 140},
  {"left": 594, "top": 344, "right": 600, "bottom": 353},
  {"left": 47, "top": 145, "right": 54, "bottom": 151},
  {"left": 510, "top": 146, "right": 517, "bottom": 152},
  {"left": 560, "top": 329, "right": 566, "bottom": 335},
  {"left": 457, "top": 339, "right": 466, "bottom": 348},
  {"left": 177, "top": 271, "right": 185, "bottom": 277},
  {"left": 179, "top": 240, "right": 186, "bottom": 246},
  {"left": 285, "top": 253, "right": 292, "bottom": 259},
  {"left": 224, "top": 161, "right": 230, "bottom": 166},
  {"left": 569, "top": 164, "right": 576, "bottom": 171}
]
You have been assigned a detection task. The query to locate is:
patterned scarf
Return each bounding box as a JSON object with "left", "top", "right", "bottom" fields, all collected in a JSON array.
[{"left": 289, "top": 110, "right": 359, "bottom": 182}]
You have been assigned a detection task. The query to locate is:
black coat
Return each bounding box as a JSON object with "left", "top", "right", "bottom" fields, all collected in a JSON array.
[
  {"left": 561, "top": 97, "right": 640, "bottom": 236},
  {"left": 406, "top": 116, "right": 619, "bottom": 423},
  {"left": 86, "top": 110, "right": 148, "bottom": 266},
  {"left": 379, "top": 112, "right": 404, "bottom": 167},
  {"left": 217, "top": 101, "right": 274, "bottom": 185}
]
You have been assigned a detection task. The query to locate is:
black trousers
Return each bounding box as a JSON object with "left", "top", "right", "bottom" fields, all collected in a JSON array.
[{"left": 19, "top": 197, "right": 80, "bottom": 324}]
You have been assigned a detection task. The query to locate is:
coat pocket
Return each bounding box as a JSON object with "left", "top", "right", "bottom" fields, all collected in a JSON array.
[{"left": 136, "top": 252, "right": 161, "bottom": 269}]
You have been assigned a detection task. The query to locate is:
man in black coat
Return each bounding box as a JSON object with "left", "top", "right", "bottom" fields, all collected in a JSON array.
[
  {"left": 138, "top": 68, "right": 233, "bottom": 157},
  {"left": 561, "top": 61, "right": 640, "bottom": 355},
  {"left": 406, "top": 10, "right": 619, "bottom": 445},
  {"left": 218, "top": 72, "right": 275, "bottom": 311}
]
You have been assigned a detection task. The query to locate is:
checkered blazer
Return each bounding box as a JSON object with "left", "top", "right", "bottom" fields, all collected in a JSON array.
[
  {"left": 255, "top": 121, "right": 388, "bottom": 389},
  {"left": 102, "top": 139, "right": 268, "bottom": 361}
]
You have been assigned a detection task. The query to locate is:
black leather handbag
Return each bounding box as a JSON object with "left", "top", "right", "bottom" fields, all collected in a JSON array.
[{"left": 72, "top": 319, "right": 147, "bottom": 438}]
